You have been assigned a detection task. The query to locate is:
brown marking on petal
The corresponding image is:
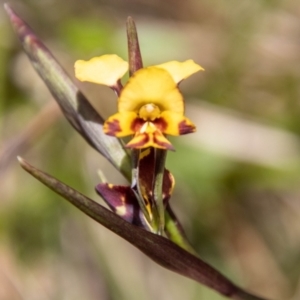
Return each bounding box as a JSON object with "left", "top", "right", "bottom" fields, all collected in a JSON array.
[
  {"left": 126, "top": 132, "right": 150, "bottom": 149},
  {"left": 153, "top": 117, "right": 168, "bottom": 132},
  {"left": 178, "top": 120, "right": 196, "bottom": 135},
  {"left": 104, "top": 119, "right": 122, "bottom": 136},
  {"left": 130, "top": 118, "right": 144, "bottom": 132},
  {"left": 153, "top": 132, "right": 175, "bottom": 151}
]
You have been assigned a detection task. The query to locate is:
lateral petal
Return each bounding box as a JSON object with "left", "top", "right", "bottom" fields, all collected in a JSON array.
[
  {"left": 155, "top": 111, "right": 196, "bottom": 135},
  {"left": 155, "top": 60, "right": 204, "bottom": 84},
  {"left": 75, "top": 54, "right": 128, "bottom": 86},
  {"left": 103, "top": 111, "right": 140, "bottom": 137}
]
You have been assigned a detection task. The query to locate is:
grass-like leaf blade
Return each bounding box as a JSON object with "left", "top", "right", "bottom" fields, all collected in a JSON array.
[
  {"left": 5, "top": 4, "right": 131, "bottom": 178},
  {"left": 18, "top": 157, "right": 269, "bottom": 300}
]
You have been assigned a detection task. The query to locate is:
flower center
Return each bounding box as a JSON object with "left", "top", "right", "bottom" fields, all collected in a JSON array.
[{"left": 139, "top": 103, "right": 161, "bottom": 121}]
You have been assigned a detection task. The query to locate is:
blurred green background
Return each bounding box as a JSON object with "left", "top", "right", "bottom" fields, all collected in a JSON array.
[{"left": 1, "top": 0, "right": 300, "bottom": 299}]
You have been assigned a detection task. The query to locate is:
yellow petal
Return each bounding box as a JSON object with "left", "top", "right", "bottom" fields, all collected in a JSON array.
[
  {"left": 126, "top": 131, "right": 174, "bottom": 150},
  {"left": 74, "top": 54, "right": 128, "bottom": 86},
  {"left": 155, "top": 60, "right": 204, "bottom": 84},
  {"left": 158, "top": 111, "right": 196, "bottom": 135},
  {"left": 126, "top": 122, "right": 175, "bottom": 150},
  {"left": 103, "top": 111, "right": 139, "bottom": 137},
  {"left": 119, "top": 67, "right": 184, "bottom": 114}
]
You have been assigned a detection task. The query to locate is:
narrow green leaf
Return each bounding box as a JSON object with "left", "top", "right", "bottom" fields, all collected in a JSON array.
[
  {"left": 18, "top": 157, "right": 269, "bottom": 300},
  {"left": 5, "top": 4, "right": 131, "bottom": 178}
]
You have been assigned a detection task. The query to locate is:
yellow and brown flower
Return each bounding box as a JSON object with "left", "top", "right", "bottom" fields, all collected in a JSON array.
[{"left": 75, "top": 55, "right": 203, "bottom": 150}]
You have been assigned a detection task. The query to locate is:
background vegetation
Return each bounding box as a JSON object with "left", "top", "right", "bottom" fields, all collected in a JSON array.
[{"left": 1, "top": 0, "right": 300, "bottom": 299}]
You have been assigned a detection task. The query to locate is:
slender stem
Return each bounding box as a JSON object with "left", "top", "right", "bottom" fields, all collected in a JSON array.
[
  {"left": 132, "top": 165, "right": 153, "bottom": 227},
  {"left": 153, "top": 149, "right": 167, "bottom": 234},
  {"left": 126, "top": 17, "right": 158, "bottom": 229},
  {"left": 165, "top": 204, "right": 198, "bottom": 255}
]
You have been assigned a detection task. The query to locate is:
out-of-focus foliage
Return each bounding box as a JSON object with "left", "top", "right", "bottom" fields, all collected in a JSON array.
[{"left": 1, "top": 0, "right": 300, "bottom": 299}]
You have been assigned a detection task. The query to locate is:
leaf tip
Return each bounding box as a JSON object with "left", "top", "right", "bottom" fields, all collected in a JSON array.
[
  {"left": 17, "top": 156, "right": 26, "bottom": 168},
  {"left": 4, "top": 3, "right": 32, "bottom": 44},
  {"left": 3, "top": 3, "right": 11, "bottom": 14},
  {"left": 126, "top": 16, "right": 134, "bottom": 26},
  {"left": 4, "top": 3, "right": 18, "bottom": 25},
  {"left": 126, "top": 15, "right": 143, "bottom": 75}
]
